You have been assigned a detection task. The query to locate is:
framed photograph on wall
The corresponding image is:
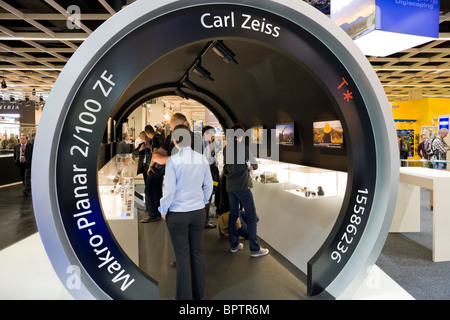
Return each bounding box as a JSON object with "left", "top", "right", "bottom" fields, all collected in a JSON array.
[
  {"left": 313, "top": 120, "right": 344, "bottom": 148},
  {"left": 251, "top": 125, "right": 264, "bottom": 145}
]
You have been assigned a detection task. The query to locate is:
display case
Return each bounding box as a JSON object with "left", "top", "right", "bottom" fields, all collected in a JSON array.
[
  {"left": 98, "top": 154, "right": 135, "bottom": 220},
  {"left": 253, "top": 158, "right": 347, "bottom": 198},
  {"left": 401, "top": 159, "right": 450, "bottom": 169}
]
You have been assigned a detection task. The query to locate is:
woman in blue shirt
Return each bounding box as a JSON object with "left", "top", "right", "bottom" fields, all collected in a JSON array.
[{"left": 158, "top": 125, "right": 213, "bottom": 300}]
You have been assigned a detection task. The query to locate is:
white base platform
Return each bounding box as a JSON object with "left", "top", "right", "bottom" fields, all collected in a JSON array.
[
  {"left": 0, "top": 233, "right": 413, "bottom": 300},
  {"left": 0, "top": 233, "right": 73, "bottom": 300}
]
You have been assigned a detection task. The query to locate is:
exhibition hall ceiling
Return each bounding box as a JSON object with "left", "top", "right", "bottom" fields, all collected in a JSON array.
[{"left": 0, "top": 0, "right": 449, "bottom": 104}]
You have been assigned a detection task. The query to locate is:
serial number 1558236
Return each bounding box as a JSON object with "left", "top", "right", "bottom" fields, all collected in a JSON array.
[{"left": 331, "top": 188, "right": 369, "bottom": 263}]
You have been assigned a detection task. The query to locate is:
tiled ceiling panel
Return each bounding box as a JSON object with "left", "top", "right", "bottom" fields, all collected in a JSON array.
[{"left": 0, "top": 0, "right": 448, "bottom": 103}]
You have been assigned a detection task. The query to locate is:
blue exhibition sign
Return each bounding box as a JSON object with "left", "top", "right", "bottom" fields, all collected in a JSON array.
[
  {"left": 376, "top": 0, "right": 439, "bottom": 38},
  {"left": 331, "top": 0, "right": 439, "bottom": 39},
  {"left": 439, "top": 117, "right": 449, "bottom": 130}
]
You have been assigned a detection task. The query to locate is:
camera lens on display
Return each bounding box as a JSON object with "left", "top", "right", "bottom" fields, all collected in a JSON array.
[{"left": 32, "top": 0, "right": 398, "bottom": 300}]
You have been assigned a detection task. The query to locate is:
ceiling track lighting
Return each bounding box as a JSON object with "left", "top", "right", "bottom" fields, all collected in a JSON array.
[
  {"left": 181, "top": 75, "right": 200, "bottom": 92},
  {"left": 176, "top": 40, "right": 238, "bottom": 96},
  {"left": 212, "top": 41, "right": 238, "bottom": 65},
  {"left": 175, "top": 87, "right": 189, "bottom": 100},
  {"left": 193, "top": 62, "right": 214, "bottom": 81}
]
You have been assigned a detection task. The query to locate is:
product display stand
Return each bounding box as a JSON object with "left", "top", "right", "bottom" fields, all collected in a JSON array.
[
  {"left": 97, "top": 154, "right": 139, "bottom": 265},
  {"left": 390, "top": 167, "right": 450, "bottom": 262},
  {"left": 252, "top": 175, "right": 345, "bottom": 273}
]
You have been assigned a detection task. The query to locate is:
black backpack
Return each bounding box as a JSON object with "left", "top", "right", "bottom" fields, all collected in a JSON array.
[{"left": 424, "top": 138, "right": 434, "bottom": 156}]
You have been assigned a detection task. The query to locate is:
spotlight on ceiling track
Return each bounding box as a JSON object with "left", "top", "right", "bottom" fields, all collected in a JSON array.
[
  {"left": 193, "top": 62, "right": 214, "bottom": 81},
  {"left": 213, "top": 41, "right": 238, "bottom": 65},
  {"left": 182, "top": 78, "right": 199, "bottom": 92},
  {"left": 175, "top": 87, "right": 189, "bottom": 100}
]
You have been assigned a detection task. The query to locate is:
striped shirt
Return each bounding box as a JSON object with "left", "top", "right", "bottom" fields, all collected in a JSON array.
[{"left": 432, "top": 136, "right": 449, "bottom": 160}]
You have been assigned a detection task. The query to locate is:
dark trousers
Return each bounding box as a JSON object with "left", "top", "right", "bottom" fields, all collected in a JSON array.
[
  {"left": 166, "top": 208, "right": 205, "bottom": 300},
  {"left": 145, "top": 167, "right": 164, "bottom": 218},
  {"left": 228, "top": 189, "right": 260, "bottom": 252},
  {"left": 204, "top": 194, "right": 213, "bottom": 225},
  {"left": 17, "top": 163, "right": 31, "bottom": 194},
  {"left": 141, "top": 164, "right": 149, "bottom": 183},
  {"left": 400, "top": 151, "right": 408, "bottom": 166}
]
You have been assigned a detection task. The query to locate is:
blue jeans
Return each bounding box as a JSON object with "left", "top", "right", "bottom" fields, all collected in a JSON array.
[
  {"left": 433, "top": 161, "right": 447, "bottom": 170},
  {"left": 228, "top": 189, "right": 260, "bottom": 252},
  {"left": 236, "top": 210, "right": 259, "bottom": 239}
]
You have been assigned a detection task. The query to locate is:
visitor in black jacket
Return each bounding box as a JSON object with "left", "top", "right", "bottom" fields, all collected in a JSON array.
[
  {"left": 223, "top": 124, "right": 268, "bottom": 258},
  {"left": 13, "top": 134, "right": 33, "bottom": 196}
]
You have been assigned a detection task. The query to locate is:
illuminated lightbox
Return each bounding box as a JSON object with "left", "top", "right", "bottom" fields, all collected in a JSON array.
[
  {"left": 251, "top": 125, "right": 264, "bottom": 144},
  {"left": 313, "top": 120, "right": 344, "bottom": 149},
  {"left": 331, "top": 0, "right": 439, "bottom": 57},
  {"left": 276, "top": 123, "right": 294, "bottom": 146}
]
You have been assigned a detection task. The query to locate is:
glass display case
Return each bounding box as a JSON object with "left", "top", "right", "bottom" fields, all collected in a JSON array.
[
  {"left": 98, "top": 154, "right": 135, "bottom": 220},
  {"left": 253, "top": 158, "right": 347, "bottom": 198},
  {"left": 401, "top": 159, "right": 450, "bottom": 170}
]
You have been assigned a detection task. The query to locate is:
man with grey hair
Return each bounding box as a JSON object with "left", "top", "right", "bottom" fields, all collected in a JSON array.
[
  {"left": 431, "top": 128, "right": 449, "bottom": 169},
  {"left": 117, "top": 132, "right": 132, "bottom": 154}
]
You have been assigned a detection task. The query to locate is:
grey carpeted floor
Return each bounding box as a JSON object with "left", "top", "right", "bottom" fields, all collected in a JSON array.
[
  {"left": 376, "top": 188, "right": 450, "bottom": 300},
  {"left": 136, "top": 208, "right": 328, "bottom": 300}
]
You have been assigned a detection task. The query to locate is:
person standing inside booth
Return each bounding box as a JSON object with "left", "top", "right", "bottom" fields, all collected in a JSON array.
[
  {"left": 431, "top": 128, "right": 450, "bottom": 169},
  {"left": 223, "top": 124, "right": 269, "bottom": 258},
  {"left": 158, "top": 124, "right": 213, "bottom": 300},
  {"left": 14, "top": 133, "right": 33, "bottom": 196}
]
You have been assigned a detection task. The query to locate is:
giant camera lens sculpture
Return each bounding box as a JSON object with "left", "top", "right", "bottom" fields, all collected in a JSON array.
[{"left": 32, "top": 0, "right": 398, "bottom": 299}]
